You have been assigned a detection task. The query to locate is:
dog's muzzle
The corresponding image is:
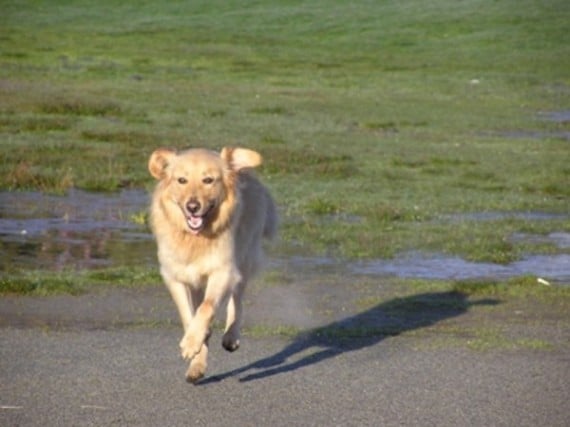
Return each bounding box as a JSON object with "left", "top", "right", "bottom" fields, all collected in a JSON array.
[{"left": 184, "top": 199, "right": 214, "bottom": 234}]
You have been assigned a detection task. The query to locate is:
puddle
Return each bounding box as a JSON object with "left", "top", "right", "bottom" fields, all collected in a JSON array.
[
  {"left": 0, "top": 190, "right": 568, "bottom": 284},
  {"left": 276, "top": 229, "right": 570, "bottom": 284},
  {"left": 538, "top": 110, "right": 570, "bottom": 123},
  {"left": 0, "top": 189, "right": 155, "bottom": 270},
  {"left": 494, "top": 130, "right": 570, "bottom": 141},
  {"left": 485, "top": 110, "right": 570, "bottom": 140},
  {"left": 273, "top": 251, "right": 569, "bottom": 285},
  {"left": 511, "top": 232, "right": 570, "bottom": 249},
  {"left": 438, "top": 212, "right": 568, "bottom": 223},
  {"left": 350, "top": 252, "right": 570, "bottom": 284}
]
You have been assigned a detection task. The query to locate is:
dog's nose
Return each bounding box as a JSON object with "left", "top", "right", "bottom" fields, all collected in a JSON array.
[{"left": 186, "top": 199, "right": 201, "bottom": 215}]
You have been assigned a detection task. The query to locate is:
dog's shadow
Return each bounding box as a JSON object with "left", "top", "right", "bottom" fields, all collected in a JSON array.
[{"left": 201, "top": 290, "right": 499, "bottom": 384}]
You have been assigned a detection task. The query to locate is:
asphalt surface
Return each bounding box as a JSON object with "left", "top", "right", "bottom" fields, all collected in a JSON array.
[{"left": 1, "top": 284, "right": 568, "bottom": 427}]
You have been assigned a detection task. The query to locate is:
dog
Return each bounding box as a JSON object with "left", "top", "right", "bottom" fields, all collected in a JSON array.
[{"left": 148, "top": 146, "right": 277, "bottom": 383}]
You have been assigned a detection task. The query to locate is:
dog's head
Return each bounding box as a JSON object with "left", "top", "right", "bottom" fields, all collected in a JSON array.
[{"left": 149, "top": 147, "right": 262, "bottom": 235}]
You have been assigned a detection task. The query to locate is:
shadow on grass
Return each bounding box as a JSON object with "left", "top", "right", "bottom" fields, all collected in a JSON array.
[{"left": 201, "top": 291, "right": 499, "bottom": 384}]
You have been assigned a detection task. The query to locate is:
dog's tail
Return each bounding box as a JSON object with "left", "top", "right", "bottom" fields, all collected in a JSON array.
[{"left": 263, "top": 193, "right": 278, "bottom": 240}]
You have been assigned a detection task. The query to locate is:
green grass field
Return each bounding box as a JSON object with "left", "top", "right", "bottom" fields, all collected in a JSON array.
[{"left": 1, "top": 0, "right": 568, "bottom": 267}]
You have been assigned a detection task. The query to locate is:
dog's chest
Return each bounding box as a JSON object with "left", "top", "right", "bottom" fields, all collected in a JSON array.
[{"left": 158, "top": 236, "right": 233, "bottom": 287}]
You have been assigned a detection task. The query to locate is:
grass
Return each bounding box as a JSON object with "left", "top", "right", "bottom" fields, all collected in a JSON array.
[
  {"left": 0, "top": 266, "right": 161, "bottom": 296},
  {"left": 0, "top": 0, "right": 568, "bottom": 264},
  {"left": 451, "top": 275, "right": 570, "bottom": 298}
]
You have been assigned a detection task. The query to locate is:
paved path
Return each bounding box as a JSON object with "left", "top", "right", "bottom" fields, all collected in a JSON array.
[{"left": 1, "top": 284, "right": 568, "bottom": 426}]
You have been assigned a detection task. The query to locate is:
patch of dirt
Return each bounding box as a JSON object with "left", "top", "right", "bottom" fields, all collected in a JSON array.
[
  {"left": 0, "top": 286, "right": 176, "bottom": 331},
  {"left": 1, "top": 257, "right": 568, "bottom": 354}
]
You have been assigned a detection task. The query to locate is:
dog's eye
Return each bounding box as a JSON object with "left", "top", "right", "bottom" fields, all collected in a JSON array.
[
  {"left": 177, "top": 177, "right": 188, "bottom": 184},
  {"left": 202, "top": 177, "right": 214, "bottom": 185}
]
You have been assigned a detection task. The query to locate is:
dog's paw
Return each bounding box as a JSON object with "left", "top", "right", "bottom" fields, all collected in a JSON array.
[
  {"left": 222, "top": 325, "right": 241, "bottom": 352},
  {"left": 222, "top": 335, "right": 240, "bottom": 352},
  {"left": 185, "top": 361, "right": 206, "bottom": 384},
  {"left": 179, "top": 332, "right": 203, "bottom": 361}
]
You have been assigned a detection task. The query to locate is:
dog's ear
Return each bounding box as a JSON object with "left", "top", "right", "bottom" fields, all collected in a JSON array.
[
  {"left": 148, "top": 148, "right": 176, "bottom": 180},
  {"left": 220, "top": 147, "right": 262, "bottom": 171}
]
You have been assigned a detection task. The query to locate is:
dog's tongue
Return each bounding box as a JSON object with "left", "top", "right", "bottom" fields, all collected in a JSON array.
[{"left": 187, "top": 215, "right": 203, "bottom": 233}]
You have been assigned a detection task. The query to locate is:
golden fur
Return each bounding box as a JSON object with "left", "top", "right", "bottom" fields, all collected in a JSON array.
[{"left": 148, "top": 147, "right": 277, "bottom": 383}]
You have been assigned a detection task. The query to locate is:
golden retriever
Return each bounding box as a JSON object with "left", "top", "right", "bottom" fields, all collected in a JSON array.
[{"left": 148, "top": 147, "right": 277, "bottom": 383}]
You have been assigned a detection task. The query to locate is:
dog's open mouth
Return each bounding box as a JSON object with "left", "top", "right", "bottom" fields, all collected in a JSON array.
[
  {"left": 186, "top": 215, "right": 205, "bottom": 234},
  {"left": 184, "top": 204, "right": 214, "bottom": 235}
]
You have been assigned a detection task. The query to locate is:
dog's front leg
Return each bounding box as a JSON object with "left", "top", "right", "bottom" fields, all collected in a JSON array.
[
  {"left": 164, "top": 278, "right": 210, "bottom": 381},
  {"left": 180, "top": 269, "right": 240, "bottom": 362},
  {"left": 185, "top": 329, "right": 211, "bottom": 383},
  {"left": 164, "top": 278, "right": 193, "bottom": 337}
]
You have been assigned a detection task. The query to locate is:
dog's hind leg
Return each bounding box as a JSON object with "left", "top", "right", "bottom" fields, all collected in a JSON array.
[{"left": 222, "top": 281, "right": 245, "bottom": 352}]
